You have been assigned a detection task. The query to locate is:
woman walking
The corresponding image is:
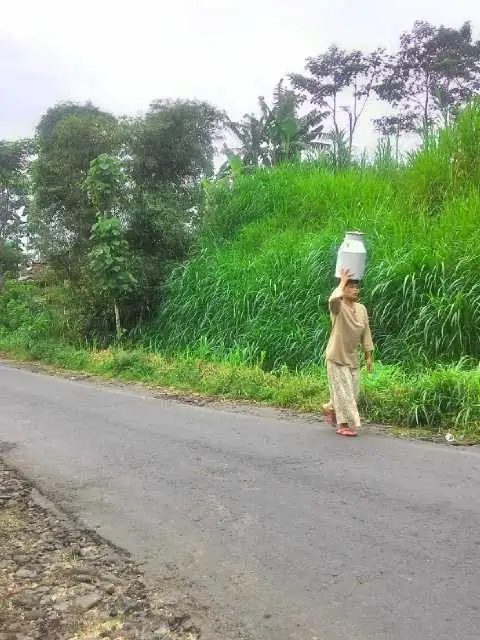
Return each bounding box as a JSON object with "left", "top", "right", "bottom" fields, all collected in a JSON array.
[{"left": 323, "top": 268, "right": 373, "bottom": 437}]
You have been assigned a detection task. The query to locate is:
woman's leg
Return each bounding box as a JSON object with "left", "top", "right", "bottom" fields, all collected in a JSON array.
[
  {"left": 322, "top": 403, "right": 336, "bottom": 425},
  {"left": 323, "top": 362, "right": 337, "bottom": 424},
  {"left": 352, "top": 366, "right": 361, "bottom": 402},
  {"left": 328, "top": 362, "right": 361, "bottom": 436}
]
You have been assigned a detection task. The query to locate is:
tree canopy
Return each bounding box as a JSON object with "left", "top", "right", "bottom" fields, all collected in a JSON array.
[{"left": 375, "top": 21, "right": 480, "bottom": 133}]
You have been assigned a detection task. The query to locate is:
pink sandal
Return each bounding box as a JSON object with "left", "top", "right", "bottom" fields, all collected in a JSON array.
[{"left": 336, "top": 427, "right": 357, "bottom": 437}]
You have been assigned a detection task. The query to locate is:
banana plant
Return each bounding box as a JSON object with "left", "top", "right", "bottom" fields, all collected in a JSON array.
[{"left": 224, "top": 79, "right": 328, "bottom": 170}]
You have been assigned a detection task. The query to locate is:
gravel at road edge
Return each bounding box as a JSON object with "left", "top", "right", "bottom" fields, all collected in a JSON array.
[{"left": 0, "top": 459, "right": 200, "bottom": 640}]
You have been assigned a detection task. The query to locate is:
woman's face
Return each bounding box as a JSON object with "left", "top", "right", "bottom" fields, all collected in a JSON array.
[{"left": 344, "top": 282, "right": 359, "bottom": 302}]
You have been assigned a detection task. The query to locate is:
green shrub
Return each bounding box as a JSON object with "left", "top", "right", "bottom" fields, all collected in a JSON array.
[{"left": 0, "top": 280, "right": 53, "bottom": 347}]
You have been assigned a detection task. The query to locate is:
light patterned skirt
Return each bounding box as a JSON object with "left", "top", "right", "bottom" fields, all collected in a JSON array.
[{"left": 326, "top": 361, "right": 361, "bottom": 429}]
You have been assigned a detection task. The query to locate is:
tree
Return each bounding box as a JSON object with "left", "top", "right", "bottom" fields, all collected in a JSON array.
[
  {"left": 84, "top": 153, "right": 126, "bottom": 216},
  {"left": 290, "top": 46, "right": 385, "bottom": 154},
  {"left": 28, "top": 99, "right": 223, "bottom": 339},
  {"left": 373, "top": 114, "right": 418, "bottom": 161},
  {"left": 224, "top": 113, "right": 271, "bottom": 168},
  {"left": 30, "top": 103, "right": 122, "bottom": 274},
  {"left": 225, "top": 79, "right": 327, "bottom": 168},
  {"left": 0, "top": 241, "right": 22, "bottom": 287},
  {"left": 326, "top": 129, "right": 352, "bottom": 169},
  {"left": 261, "top": 79, "right": 327, "bottom": 164},
  {"left": 87, "top": 217, "right": 136, "bottom": 340},
  {"left": 0, "top": 139, "right": 32, "bottom": 240},
  {"left": 117, "top": 100, "right": 222, "bottom": 326},
  {"left": 122, "top": 189, "right": 194, "bottom": 329},
  {"left": 118, "top": 100, "right": 224, "bottom": 328},
  {"left": 130, "top": 99, "right": 224, "bottom": 189},
  {"left": 84, "top": 154, "right": 135, "bottom": 339},
  {"left": 37, "top": 101, "right": 114, "bottom": 140},
  {"left": 376, "top": 21, "right": 480, "bottom": 134},
  {"left": 0, "top": 139, "right": 32, "bottom": 278}
]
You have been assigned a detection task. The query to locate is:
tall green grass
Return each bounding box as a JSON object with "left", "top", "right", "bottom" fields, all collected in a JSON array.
[{"left": 156, "top": 103, "right": 480, "bottom": 370}]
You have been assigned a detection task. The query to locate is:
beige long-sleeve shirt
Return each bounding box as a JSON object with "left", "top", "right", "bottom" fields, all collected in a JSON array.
[{"left": 325, "top": 286, "right": 374, "bottom": 369}]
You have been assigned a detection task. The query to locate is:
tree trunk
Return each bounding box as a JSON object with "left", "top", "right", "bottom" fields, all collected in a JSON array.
[
  {"left": 349, "top": 81, "right": 358, "bottom": 154},
  {"left": 348, "top": 111, "right": 354, "bottom": 155},
  {"left": 114, "top": 299, "right": 121, "bottom": 341},
  {"left": 423, "top": 73, "right": 430, "bottom": 138},
  {"left": 333, "top": 94, "right": 340, "bottom": 140}
]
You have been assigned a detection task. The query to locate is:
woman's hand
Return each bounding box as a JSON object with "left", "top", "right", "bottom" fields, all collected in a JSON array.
[
  {"left": 365, "top": 352, "right": 373, "bottom": 374},
  {"left": 339, "top": 267, "right": 353, "bottom": 288},
  {"left": 329, "top": 267, "right": 353, "bottom": 315}
]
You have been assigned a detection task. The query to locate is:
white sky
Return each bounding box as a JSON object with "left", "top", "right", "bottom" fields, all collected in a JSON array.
[{"left": 1, "top": 0, "right": 479, "bottom": 152}]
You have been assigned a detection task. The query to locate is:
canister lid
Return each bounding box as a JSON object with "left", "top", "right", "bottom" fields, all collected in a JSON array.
[{"left": 346, "top": 230, "right": 364, "bottom": 237}]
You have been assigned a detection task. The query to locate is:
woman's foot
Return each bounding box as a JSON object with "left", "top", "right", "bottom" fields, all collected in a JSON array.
[
  {"left": 322, "top": 404, "right": 336, "bottom": 426},
  {"left": 336, "top": 425, "right": 357, "bottom": 437}
]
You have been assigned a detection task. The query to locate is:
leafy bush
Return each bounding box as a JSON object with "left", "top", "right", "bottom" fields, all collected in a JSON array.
[{"left": 0, "top": 280, "right": 53, "bottom": 346}]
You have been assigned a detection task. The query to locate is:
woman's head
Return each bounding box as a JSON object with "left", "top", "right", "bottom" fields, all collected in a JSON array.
[{"left": 343, "top": 279, "right": 360, "bottom": 302}]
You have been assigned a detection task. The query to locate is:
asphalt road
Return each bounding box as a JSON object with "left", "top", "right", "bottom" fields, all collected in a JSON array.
[{"left": 1, "top": 363, "right": 479, "bottom": 639}]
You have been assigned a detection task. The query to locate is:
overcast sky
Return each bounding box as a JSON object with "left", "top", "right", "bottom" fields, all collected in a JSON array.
[{"left": 1, "top": 0, "right": 479, "bottom": 151}]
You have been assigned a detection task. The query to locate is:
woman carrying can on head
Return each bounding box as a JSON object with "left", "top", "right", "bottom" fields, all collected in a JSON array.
[{"left": 322, "top": 267, "right": 374, "bottom": 437}]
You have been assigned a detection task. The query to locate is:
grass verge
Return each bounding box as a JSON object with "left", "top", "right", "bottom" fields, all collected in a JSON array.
[{"left": 1, "top": 333, "right": 480, "bottom": 441}]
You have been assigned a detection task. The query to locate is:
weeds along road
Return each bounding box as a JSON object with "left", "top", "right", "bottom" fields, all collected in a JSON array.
[{"left": 1, "top": 363, "right": 479, "bottom": 640}]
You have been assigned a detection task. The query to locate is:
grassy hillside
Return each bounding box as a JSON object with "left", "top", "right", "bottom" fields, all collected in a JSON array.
[
  {"left": 157, "top": 103, "right": 480, "bottom": 372},
  {"left": 2, "top": 104, "right": 480, "bottom": 435}
]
